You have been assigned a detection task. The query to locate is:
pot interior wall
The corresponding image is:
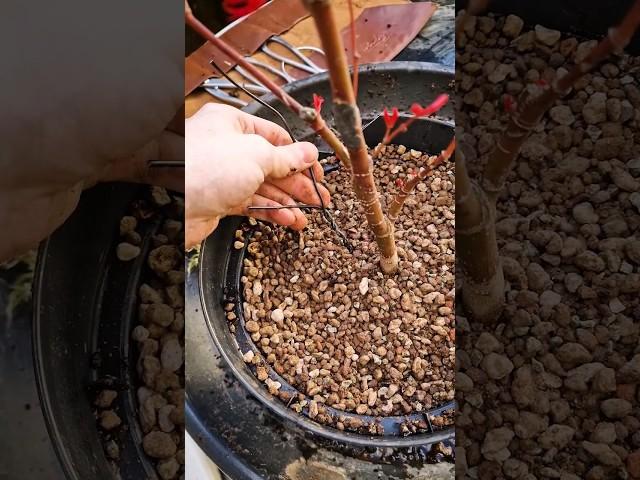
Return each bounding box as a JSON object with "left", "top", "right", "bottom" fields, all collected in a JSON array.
[{"left": 33, "top": 184, "right": 158, "bottom": 480}]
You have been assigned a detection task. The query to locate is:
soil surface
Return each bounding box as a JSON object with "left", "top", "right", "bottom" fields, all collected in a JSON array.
[
  {"left": 235, "top": 144, "right": 455, "bottom": 432},
  {"left": 457, "top": 12, "right": 640, "bottom": 479}
]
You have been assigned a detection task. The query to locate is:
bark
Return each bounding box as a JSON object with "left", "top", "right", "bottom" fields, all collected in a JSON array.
[
  {"left": 303, "top": 0, "right": 398, "bottom": 273},
  {"left": 457, "top": 152, "right": 504, "bottom": 322}
]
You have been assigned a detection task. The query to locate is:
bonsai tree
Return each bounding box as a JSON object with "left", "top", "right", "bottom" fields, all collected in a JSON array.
[
  {"left": 185, "top": 0, "right": 455, "bottom": 274},
  {"left": 457, "top": 0, "right": 640, "bottom": 321}
]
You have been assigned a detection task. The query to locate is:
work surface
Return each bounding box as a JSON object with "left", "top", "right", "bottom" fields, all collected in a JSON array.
[{"left": 185, "top": 0, "right": 454, "bottom": 117}]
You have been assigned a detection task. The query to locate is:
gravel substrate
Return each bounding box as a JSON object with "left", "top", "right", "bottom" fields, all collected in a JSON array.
[
  {"left": 457, "top": 12, "right": 640, "bottom": 479},
  {"left": 98, "top": 186, "right": 185, "bottom": 480},
  {"left": 235, "top": 144, "right": 455, "bottom": 432}
]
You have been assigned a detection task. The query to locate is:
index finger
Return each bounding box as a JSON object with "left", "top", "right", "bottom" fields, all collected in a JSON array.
[{"left": 237, "top": 110, "right": 293, "bottom": 147}]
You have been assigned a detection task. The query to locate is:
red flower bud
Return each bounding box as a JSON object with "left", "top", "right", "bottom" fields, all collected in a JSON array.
[
  {"left": 313, "top": 93, "right": 324, "bottom": 113},
  {"left": 503, "top": 94, "right": 516, "bottom": 113},
  {"left": 383, "top": 107, "right": 399, "bottom": 129},
  {"left": 410, "top": 94, "right": 449, "bottom": 117}
]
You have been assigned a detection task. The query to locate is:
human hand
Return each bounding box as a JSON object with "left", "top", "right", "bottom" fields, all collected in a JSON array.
[
  {"left": 0, "top": 5, "right": 184, "bottom": 262},
  {"left": 185, "top": 103, "right": 331, "bottom": 249}
]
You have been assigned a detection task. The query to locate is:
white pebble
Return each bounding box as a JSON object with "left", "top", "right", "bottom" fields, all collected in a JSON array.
[{"left": 359, "top": 277, "right": 369, "bottom": 295}]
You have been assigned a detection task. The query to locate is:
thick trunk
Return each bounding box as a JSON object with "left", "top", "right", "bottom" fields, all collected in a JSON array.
[
  {"left": 304, "top": 0, "right": 398, "bottom": 273},
  {"left": 457, "top": 154, "right": 504, "bottom": 322}
]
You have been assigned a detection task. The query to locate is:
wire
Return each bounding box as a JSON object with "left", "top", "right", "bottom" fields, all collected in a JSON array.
[
  {"left": 210, "top": 59, "right": 297, "bottom": 141},
  {"left": 209, "top": 58, "right": 353, "bottom": 252}
]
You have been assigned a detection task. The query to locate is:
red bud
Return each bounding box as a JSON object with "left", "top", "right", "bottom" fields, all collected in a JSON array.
[
  {"left": 312, "top": 93, "right": 324, "bottom": 113},
  {"left": 383, "top": 107, "right": 400, "bottom": 129}
]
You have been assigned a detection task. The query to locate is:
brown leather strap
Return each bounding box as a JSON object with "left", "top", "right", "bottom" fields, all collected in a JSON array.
[
  {"left": 185, "top": 0, "right": 309, "bottom": 95},
  {"left": 287, "top": 2, "right": 437, "bottom": 79}
]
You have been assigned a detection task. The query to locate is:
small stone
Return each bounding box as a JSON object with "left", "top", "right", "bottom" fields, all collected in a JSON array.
[
  {"left": 147, "top": 304, "right": 174, "bottom": 327},
  {"left": 358, "top": 277, "right": 369, "bottom": 295},
  {"left": 555, "top": 342, "right": 592, "bottom": 369},
  {"left": 609, "top": 298, "right": 625, "bottom": 313},
  {"left": 234, "top": 241, "right": 244, "bottom": 250},
  {"left": 142, "top": 431, "right": 177, "bottom": 459},
  {"left": 611, "top": 167, "right": 640, "bottom": 192},
  {"left": 243, "top": 350, "right": 255, "bottom": 363},
  {"left": 389, "top": 288, "right": 402, "bottom": 300},
  {"left": 476, "top": 332, "right": 501, "bottom": 354},
  {"left": 477, "top": 16, "right": 496, "bottom": 34},
  {"left": 119, "top": 216, "right": 137, "bottom": 236},
  {"left": 372, "top": 295, "right": 385, "bottom": 304},
  {"left": 572, "top": 202, "right": 599, "bottom": 224},
  {"left": 148, "top": 246, "right": 180, "bottom": 274},
  {"left": 591, "top": 422, "right": 617, "bottom": 443},
  {"left": 540, "top": 290, "right": 562, "bottom": 308},
  {"left": 582, "top": 441, "right": 622, "bottom": 467},
  {"left": 161, "top": 338, "right": 183, "bottom": 372},
  {"left": 626, "top": 240, "right": 640, "bottom": 264},
  {"left": 271, "top": 309, "right": 285, "bottom": 322},
  {"left": 151, "top": 187, "right": 171, "bottom": 206},
  {"left": 373, "top": 327, "right": 383, "bottom": 339},
  {"left": 488, "top": 64, "right": 511, "bottom": 84},
  {"left": 481, "top": 353, "right": 514, "bottom": 380},
  {"left": 245, "top": 320, "right": 260, "bottom": 333},
  {"left": 502, "top": 15, "right": 524, "bottom": 38},
  {"left": 575, "top": 251, "right": 605, "bottom": 272},
  {"left": 157, "top": 458, "right": 180, "bottom": 480},
  {"left": 457, "top": 372, "right": 474, "bottom": 392},
  {"left": 482, "top": 427, "right": 515, "bottom": 461},
  {"left": 593, "top": 368, "right": 617, "bottom": 393},
  {"left": 601, "top": 398, "right": 632, "bottom": 419},
  {"left": 99, "top": 410, "right": 121, "bottom": 431},
  {"left": 576, "top": 40, "right": 598, "bottom": 63},
  {"left": 265, "top": 378, "right": 281, "bottom": 395},
  {"left": 583, "top": 92, "right": 607, "bottom": 125},
  {"left": 95, "top": 390, "right": 118, "bottom": 409},
  {"left": 550, "top": 105, "right": 574, "bottom": 125},
  {"left": 117, "top": 242, "right": 141, "bottom": 261},
  {"left": 535, "top": 25, "right": 561, "bottom": 46},
  {"left": 105, "top": 440, "right": 120, "bottom": 460},
  {"left": 560, "top": 156, "right": 590, "bottom": 175},
  {"left": 158, "top": 405, "right": 175, "bottom": 433},
  {"left": 619, "top": 355, "right": 640, "bottom": 383},
  {"left": 539, "top": 424, "right": 575, "bottom": 449},
  {"left": 140, "top": 284, "right": 163, "bottom": 304},
  {"left": 256, "top": 366, "right": 268, "bottom": 381}
]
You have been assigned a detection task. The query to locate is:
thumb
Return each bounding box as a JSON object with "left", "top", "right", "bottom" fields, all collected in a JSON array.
[{"left": 261, "top": 141, "right": 318, "bottom": 179}]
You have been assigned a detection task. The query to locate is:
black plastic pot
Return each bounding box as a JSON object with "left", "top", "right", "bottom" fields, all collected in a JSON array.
[
  {"left": 187, "top": 61, "right": 456, "bottom": 479},
  {"left": 33, "top": 184, "right": 168, "bottom": 480}
]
